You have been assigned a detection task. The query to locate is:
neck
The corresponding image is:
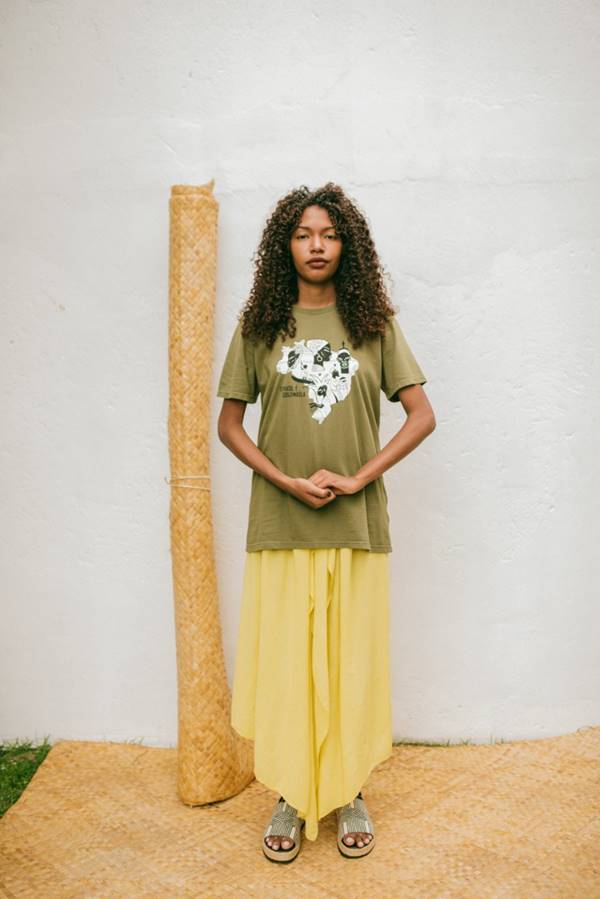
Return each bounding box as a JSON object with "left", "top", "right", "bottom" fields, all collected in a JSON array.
[{"left": 295, "top": 278, "right": 336, "bottom": 309}]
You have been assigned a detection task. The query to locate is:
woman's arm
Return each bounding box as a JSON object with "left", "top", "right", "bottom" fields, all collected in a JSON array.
[
  {"left": 217, "top": 399, "right": 336, "bottom": 508},
  {"left": 354, "top": 384, "right": 435, "bottom": 489},
  {"left": 309, "top": 384, "right": 435, "bottom": 495}
]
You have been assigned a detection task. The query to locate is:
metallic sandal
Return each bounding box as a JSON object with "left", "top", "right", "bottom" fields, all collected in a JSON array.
[
  {"left": 262, "top": 796, "right": 305, "bottom": 863},
  {"left": 335, "top": 791, "right": 376, "bottom": 858}
]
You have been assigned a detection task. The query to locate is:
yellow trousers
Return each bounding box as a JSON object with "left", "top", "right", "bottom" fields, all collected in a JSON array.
[{"left": 230, "top": 547, "right": 393, "bottom": 841}]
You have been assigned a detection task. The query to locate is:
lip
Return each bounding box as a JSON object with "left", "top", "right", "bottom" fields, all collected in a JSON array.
[{"left": 307, "top": 260, "right": 328, "bottom": 267}]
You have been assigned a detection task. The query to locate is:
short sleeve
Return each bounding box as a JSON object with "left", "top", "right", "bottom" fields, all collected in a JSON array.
[
  {"left": 381, "top": 316, "right": 427, "bottom": 402},
  {"left": 216, "top": 320, "right": 259, "bottom": 403}
]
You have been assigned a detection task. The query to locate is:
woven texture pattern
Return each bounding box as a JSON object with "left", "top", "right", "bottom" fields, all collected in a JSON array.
[
  {"left": 1, "top": 728, "right": 599, "bottom": 896},
  {"left": 168, "top": 182, "right": 253, "bottom": 804}
]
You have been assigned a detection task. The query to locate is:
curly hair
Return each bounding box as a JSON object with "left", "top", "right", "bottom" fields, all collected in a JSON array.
[{"left": 238, "top": 182, "right": 398, "bottom": 350}]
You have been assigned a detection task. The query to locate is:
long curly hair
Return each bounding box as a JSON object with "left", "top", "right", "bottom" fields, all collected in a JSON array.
[{"left": 238, "top": 182, "right": 398, "bottom": 350}]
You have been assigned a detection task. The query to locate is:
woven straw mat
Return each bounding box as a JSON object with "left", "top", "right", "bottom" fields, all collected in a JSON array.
[{"left": 1, "top": 726, "right": 599, "bottom": 897}]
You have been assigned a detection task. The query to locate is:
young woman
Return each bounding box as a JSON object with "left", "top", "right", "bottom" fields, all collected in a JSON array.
[{"left": 217, "top": 183, "right": 435, "bottom": 861}]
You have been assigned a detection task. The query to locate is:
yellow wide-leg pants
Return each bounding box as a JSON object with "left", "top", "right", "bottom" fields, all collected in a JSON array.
[{"left": 230, "top": 547, "right": 393, "bottom": 841}]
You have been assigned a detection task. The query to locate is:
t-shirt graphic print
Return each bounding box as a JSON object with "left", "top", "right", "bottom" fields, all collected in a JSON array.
[
  {"left": 276, "top": 338, "right": 360, "bottom": 423},
  {"left": 217, "top": 301, "right": 427, "bottom": 553}
]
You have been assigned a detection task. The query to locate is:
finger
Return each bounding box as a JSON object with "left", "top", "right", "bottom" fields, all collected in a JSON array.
[
  {"left": 321, "top": 487, "right": 335, "bottom": 497},
  {"left": 314, "top": 495, "right": 335, "bottom": 508},
  {"left": 308, "top": 483, "right": 332, "bottom": 497}
]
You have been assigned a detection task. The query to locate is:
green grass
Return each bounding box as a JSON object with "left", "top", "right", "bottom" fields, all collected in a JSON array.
[
  {"left": 393, "top": 736, "right": 509, "bottom": 747},
  {"left": 0, "top": 738, "right": 52, "bottom": 817}
]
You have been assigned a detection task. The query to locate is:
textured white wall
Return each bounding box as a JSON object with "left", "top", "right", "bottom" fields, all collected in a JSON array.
[{"left": 1, "top": 2, "right": 599, "bottom": 747}]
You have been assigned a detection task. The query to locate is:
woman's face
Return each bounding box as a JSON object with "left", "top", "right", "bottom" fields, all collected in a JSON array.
[{"left": 289, "top": 205, "right": 343, "bottom": 282}]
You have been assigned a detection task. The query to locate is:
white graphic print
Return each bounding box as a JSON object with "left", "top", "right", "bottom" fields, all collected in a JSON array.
[{"left": 276, "top": 338, "right": 359, "bottom": 423}]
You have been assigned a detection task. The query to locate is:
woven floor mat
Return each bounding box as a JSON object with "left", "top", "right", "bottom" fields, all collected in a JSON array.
[{"left": 1, "top": 726, "right": 599, "bottom": 897}]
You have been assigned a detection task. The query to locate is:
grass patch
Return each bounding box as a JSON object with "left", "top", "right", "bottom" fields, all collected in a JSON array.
[
  {"left": 0, "top": 738, "right": 52, "bottom": 817},
  {"left": 393, "top": 736, "right": 509, "bottom": 748}
]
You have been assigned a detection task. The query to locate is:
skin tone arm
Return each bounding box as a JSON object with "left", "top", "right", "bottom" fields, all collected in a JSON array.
[
  {"left": 217, "top": 383, "right": 435, "bottom": 507},
  {"left": 308, "top": 382, "right": 435, "bottom": 496},
  {"left": 217, "top": 399, "right": 337, "bottom": 509}
]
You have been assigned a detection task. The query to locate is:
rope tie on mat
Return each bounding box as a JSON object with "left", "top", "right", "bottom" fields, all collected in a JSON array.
[{"left": 164, "top": 474, "right": 211, "bottom": 491}]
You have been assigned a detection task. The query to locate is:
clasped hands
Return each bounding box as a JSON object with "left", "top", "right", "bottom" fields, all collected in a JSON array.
[{"left": 286, "top": 468, "right": 366, "bottom": 509}]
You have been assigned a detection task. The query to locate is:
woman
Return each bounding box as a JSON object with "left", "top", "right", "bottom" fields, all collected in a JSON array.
[{"left": 217, "top": 182, "right": 435, "bottom": 861}]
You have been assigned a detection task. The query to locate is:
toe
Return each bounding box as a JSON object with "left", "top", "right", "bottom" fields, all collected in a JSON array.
[
  {"left": 265, "top": 835, "right": 295, "bottom": 851},
  {"left": 344, "top": 831, "right": 373, "bottom": 848}
]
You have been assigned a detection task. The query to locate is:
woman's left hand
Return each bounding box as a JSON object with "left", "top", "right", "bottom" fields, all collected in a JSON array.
[{"left": 308, "top": 469, "right": 364, "bottom": 496}]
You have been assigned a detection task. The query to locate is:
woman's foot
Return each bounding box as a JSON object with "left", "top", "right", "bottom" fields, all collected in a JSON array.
[
  {"left": 265, "top": 796, "right": 295, "bottom": 849},
  {"left": 263, "top": 796, "right": 304, "bottom": 861},
  {"left": 337, "top": 791, "right": 375, "bottom": 854},
  {"left": 339, "top": 792, "right": 373, "bottom": 848}
]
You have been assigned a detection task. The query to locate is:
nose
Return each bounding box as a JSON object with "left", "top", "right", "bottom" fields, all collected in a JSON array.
[{"left": 310, "top": 233, "right": 325, "bottom": 253}]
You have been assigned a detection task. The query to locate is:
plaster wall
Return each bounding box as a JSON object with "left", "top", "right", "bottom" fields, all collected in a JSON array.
[{"left": 1, "top": 1, "right": 599, "bottom": 746}]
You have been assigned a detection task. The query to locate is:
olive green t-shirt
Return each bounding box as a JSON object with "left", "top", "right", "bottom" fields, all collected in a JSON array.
[{"left": 216, "top": 301, "right": 427, "bottom": 553}]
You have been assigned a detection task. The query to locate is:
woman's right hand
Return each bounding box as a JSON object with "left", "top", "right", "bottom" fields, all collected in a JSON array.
[{"left": 286, "top": 477, "right": 337, "bottom": 509}]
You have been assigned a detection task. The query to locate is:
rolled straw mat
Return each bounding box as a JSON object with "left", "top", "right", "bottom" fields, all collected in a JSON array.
[
  {"left": 167, "top": 181, "right": 253, "bottom": 805},
  {"left": 1, "top": 726, "right": 599, "bottom": 897}
]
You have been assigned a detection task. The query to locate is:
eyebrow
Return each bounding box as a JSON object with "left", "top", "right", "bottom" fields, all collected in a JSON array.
[{"left": 295, "top": 225, "right": 337, "bottom": 231}]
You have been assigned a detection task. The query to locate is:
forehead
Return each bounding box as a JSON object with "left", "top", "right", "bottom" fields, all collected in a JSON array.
[{"left": 295, "top": 205, "right": 335, "bottom": 229}]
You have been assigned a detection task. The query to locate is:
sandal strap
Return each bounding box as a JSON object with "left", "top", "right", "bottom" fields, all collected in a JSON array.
[
  {"left": 264, "top": 798, "right": 302, "bottom": 840},
  {"left": 336, "top": 795, "right": 375, "bottom": 836}
]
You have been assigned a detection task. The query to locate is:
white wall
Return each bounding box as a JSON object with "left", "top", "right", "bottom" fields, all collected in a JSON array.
[{"left": 1, "top": 1, "right": 599, "bottom": 747}]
